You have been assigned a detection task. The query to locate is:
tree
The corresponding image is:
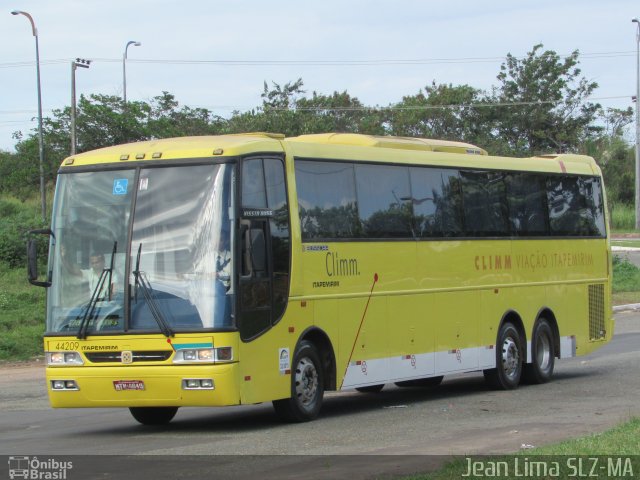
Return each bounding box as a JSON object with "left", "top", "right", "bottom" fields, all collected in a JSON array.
[
  {"left": 0, "top": 150, "right": 35, "bottom": 198},
  {"left": 146, "top": 92, "right": 225, "bottom": 138},
  {"left": 488, "top": 44, "right": 601, "bottom": 156},
  {"left": 296, "top": 90, "right": 385, "bottom": 135},
  {"left": 226, "top": 78, "right": 385, "bottom": 136},
  {"left": 76, "top": 94, "right": 149, "bottom": 149},
  {"left": 585, "top": 107, "right": 635, "bottom": 206},
  {"left": 388, "top": 82, "right": 487, "bottom": 143},
  {"left": 598, "top": 106, "right": 634, "bottom": 139}
]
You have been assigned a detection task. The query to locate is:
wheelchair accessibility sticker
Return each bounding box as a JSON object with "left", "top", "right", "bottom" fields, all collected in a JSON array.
[{"left": 113, "top": 179, "right": 128, "bottom": 195}]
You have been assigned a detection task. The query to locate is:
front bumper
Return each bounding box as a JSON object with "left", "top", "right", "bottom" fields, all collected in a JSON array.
[{"left": 46, "top": 363, "right": 240, "bottom": 408}]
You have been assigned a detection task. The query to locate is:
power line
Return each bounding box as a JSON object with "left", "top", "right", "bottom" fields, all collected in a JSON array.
[
  {"left": 0, "top": 51, "right": 634, "bottom": 69},
  {"left": 0, "top": 95, "right": 631, "bottom": 120},
  {"left": 0, "top": 59, "right": 69, "bottom": 69}
]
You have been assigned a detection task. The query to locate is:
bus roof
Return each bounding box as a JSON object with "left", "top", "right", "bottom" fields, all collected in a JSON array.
[
  {"left": 60, "top": 132, "right": 600, "bottom": 176},
  {"left": 287, "top": 133, "right": 488, "bottom": 156},
  {"left": 286, "top": 133, "right": 600, "bottom": 176},
  {"left": 61, "top": 133, "right": 285, "bottom": 166}
]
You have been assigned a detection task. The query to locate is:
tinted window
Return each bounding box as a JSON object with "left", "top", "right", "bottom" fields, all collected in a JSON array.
[
  {"left": 263, "top": 158, "right": 290, "bottom": 319},
  {"left": 580, "top": 177, "right": 606, "bottom": 236},
  {"left": 505, "top": 173, "right": 548, "bottom": 236},
  {"left": 547, "top": 176, "right": 579, "bottom": 235},
  {"left": 546, "top": 176, "right": 605, "bottom": 237},
  {"left": 242, "top": 159, "right": 267, "bottom": 208},
  {"left": 295, "top": 159, "right": 607, "bottom": 240},
  {"left": 295, "top": 160, "right": 361, "bottom": 239},
  {"left": 240, "top": 158, "right": 291, "bottom": 340},
  {"left": 410, "top": 167, "right": 463, "bottom": 237},
  {"left": 355, "top": 164, "right": 413, "bottom": 238},
  {"left": 460, "top": 171, "right": 508, "bottom": 236}
]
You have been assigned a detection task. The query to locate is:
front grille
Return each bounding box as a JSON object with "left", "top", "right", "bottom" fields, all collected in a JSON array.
[
  {"left": 85, "top": 350, "right": 173, "bottom": 363},
  {"left": 588, "top": 284, "right": 606, "bottom": 340}
]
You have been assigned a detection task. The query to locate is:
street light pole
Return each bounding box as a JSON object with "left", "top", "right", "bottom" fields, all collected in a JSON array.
[
  {"left": 12, "top": 10, "right": 46, "bottom": 222},
  {"left": 122, "top": 40, "right": 141, "bottom": 104},
  {"left": 633, "top": 18, "right": 640, "bottom": 230},
  {"left": 70, "top": 58, "right": 91, "bottom": 156}
]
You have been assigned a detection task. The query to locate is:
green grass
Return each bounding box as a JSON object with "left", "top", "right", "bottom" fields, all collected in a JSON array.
[
  {"left": 612, "top": 255, "right": 640, "bottom": 293},
  {"left": 613, "top": 291, "right": 640, "bottom": 305},
  {"left": 409, "top": 418, "right": 640, "bottom": 480},
  {"left": 610, "top": 204, "right": 637, "bottom": 231},
  {"left": 531, "top": 418, "right": 640, "bottom": 455},
  {"left": 0, "top": 262, "right": 45, "bottom": 360}
]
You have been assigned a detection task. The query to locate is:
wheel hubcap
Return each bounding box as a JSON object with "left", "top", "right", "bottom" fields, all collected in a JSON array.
[
  {"left": 295, "top": 356, "right": 318, "bottom": 407},
  {"left": 501, "top": 336, "right": 520, "bottom": 380},
  {"left": 536, "top": 332, "right": 551, "bottom": 371}
]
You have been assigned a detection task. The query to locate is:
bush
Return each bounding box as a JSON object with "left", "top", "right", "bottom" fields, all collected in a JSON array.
[
  {"left": 0, "top": 262, "right": 45, "bottom": 360},
  {"left": 0, "top": 197, "right": 46, "bottom": 268}
]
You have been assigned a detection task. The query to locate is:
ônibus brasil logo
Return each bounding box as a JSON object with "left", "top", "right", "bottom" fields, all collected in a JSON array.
[{"left": 8, "top": 456, "right": 73, "bottom": 479}]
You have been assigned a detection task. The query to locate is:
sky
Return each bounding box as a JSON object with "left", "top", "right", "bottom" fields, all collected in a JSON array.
[{"left": 1, "top": 0, "right": 638, "bottom": 152}]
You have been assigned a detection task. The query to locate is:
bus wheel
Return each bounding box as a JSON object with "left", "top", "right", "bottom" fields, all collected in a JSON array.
[
  {"left": 273, "top": 340, "right": 324, "bottom": 422},
  {"left": 523, "top": 319, "right": 555, "bottom": 384},
  {"left": 355, "top": 384, "right": 384, "bottom": 393},
  {"left": 395, "top": 376, "right": 443, "bottom": 388},
  {"left": 484, "top": 323, "right": 522, "bottom": 390},
  {"left": 129, "top": 407, "right": 178, "bottom": 425}
]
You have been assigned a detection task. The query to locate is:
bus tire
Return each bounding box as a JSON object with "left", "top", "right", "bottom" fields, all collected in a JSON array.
[
  {"left": 484, "top": 323, "right": 522, "bottom": 390},
  {"left": 522, "top": 319, "right": 555, "bottom": 384},
  {"left": 395, "top": 376, "right": 443, "bottom": 388},
  {"left": 273, "top": 340, "right": 324, "bottom": 422},
  {"left": 129, "top": 406, "right": 178, "bottom": 425},
  {"left": 355, "top": 384, "right": 384, "bottom": 393}
]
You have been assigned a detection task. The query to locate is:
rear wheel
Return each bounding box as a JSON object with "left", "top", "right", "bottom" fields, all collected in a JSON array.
[
  {"left": 355, "top": 384, "right": 384, "bottom": 393},
  {"left": 484, "top": 322, "right": 523, "bottom": 390},
  {"left": 129, "top": 407, "right": 178, "bottom": 425},
  {"left": 523, "top": 319, "right": 555, "bottom": 384},
  {"left": 273, "top": 340, "right": 324, "bottom": 422}
]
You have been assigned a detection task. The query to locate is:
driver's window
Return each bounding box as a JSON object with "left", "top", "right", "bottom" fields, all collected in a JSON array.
[{"left": 239, "top": 157, "right": 290, "bottom": 340}]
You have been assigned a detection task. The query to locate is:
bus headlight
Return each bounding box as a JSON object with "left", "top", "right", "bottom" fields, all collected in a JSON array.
[
  {"left": 51, "top": 380, "right": 79, "bottom": 390},
  {"left": 46, "top": 351, "right": 84, "bottom": 366},
  {"left": 182, "top": 378, "right": 215, "bottom": 390},
  {"left": 173, "top": 347, "right": 233, "bottom": 364}
]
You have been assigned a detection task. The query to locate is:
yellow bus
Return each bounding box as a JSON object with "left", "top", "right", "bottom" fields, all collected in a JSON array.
[{"left": 28, "top": 133, "right": 612, "bottom": 425}]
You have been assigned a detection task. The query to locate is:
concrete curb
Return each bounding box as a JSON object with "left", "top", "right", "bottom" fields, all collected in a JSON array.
[
  {"left": 611, "top": 246, "right": 640, "bottom": 252},
  {"left": 613, "top": 303, "right": 640, "bottom": 313}
]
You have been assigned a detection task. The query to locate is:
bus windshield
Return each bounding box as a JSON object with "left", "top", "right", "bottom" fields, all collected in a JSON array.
[{"left": 47, "top": 163, "right": 235, "bottom": 334}]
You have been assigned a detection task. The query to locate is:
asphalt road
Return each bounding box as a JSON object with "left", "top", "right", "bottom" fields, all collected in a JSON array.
[{"left": 1, "top": 312, "right": 639, "bottom": 479}]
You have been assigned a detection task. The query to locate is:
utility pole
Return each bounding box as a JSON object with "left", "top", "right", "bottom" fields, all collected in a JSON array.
[
  {"left": 12, "top": 10, "right": 46, "bottom": 222},
  {"left": 633, "top": 18, "right": 640, "bottom": 229},
  {"left": 70, "top": 58, "right": 91, "bottom": 156}
]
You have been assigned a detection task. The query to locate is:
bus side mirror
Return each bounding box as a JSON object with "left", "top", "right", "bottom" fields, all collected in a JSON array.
[{"left": 27, "top": 229, "right": 53, "bottom": 287}]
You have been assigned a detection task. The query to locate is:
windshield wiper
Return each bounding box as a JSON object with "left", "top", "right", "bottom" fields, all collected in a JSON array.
[
  {"left": 132, "top": 243, "right": 174, "bottom": 338},
  {"left": 107, "top": 241, "right": 117, "bottom": 301},
  {"left": 76, "top": 242, "right": 117, "bottom": 339}
]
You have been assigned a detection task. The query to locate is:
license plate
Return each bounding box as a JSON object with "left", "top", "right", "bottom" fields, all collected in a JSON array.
[{"left": 113, "top": 380, "right": 145, "bottom": 391}]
